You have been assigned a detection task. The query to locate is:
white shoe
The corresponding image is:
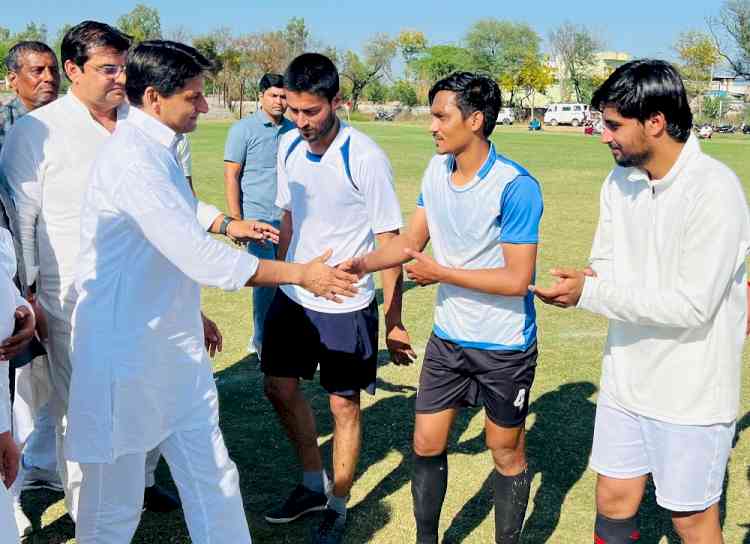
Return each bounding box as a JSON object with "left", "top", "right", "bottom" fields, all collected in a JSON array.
[{"left": 14, "top": 500, "right": 33, "bottom": 537}]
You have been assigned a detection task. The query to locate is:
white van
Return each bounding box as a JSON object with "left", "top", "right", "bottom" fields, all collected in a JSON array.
[
  {"left": 496, "top": 107, "right": 515, "bottom": 125},
  {"left": 544, "top": 103, "right": 590, "bottom": 126}
]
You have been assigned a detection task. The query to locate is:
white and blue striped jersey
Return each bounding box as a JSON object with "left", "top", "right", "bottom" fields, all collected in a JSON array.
[{"left": 417, "top": 144, "right": 543, "bottom": 351}]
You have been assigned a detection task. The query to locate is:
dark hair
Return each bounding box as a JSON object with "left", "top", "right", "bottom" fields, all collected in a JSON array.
[
  {"left": 126, "top": 40, "right": 211, "bottom": 106},
  {"left": 5, "top": 41, "right": 57, "bottom": 73},
  {"left": 284, "top": 53, "right": 339, "bottom": 101},
  {"left": 61, "top": 20, "right": 131, "bottom": 79},
  {"left": 591, "top": 59, "right": 693, "bottom": 143},
  {"left": 428, "top": 72, "right": 501, "bottom": 138},
  {"left": 259, "top": 73, "right": 284, "bottom": 93}
]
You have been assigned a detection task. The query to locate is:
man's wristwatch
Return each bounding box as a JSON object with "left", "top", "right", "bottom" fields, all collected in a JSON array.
[{"left": 219, "top": 215, "right": 235, "bottom": 236}]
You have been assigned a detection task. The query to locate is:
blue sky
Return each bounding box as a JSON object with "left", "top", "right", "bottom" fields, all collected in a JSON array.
[{"left": 3, "top": 0, "right": 724, "bottom": 61}]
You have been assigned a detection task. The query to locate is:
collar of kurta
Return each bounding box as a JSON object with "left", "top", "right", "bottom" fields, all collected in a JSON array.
[
  {"left": 625, "top": 133, "right": 700, "bottom": 193},
  {"left": 124, "top": 105, "right": 181, "bottom": 150}
]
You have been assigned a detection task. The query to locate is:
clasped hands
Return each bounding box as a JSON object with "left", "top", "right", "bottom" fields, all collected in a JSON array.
[
  {"left": 530, "top": 267, "right": 595, "bottom": 308},
  {"left": 338, "top": 248, "right": 444, "bottom": 286}
]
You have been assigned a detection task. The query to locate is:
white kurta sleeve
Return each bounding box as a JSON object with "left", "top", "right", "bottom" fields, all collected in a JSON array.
[
  {"left": 588, "top": 178, "right": 614, "bottom": 281},
  {"left": 196, "top": 201, "right": 222, "bottom": 231},
  {"left": 115, "top": 162, "right": 258, "bottom": 290},
  {"left": 1, "top": 121, "right": 42, "bottom": 286},
  {"left": 578, "top": 180, "right": 749, "bottom": 328}
]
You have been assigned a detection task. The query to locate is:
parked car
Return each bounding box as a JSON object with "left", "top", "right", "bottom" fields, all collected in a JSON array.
[
  {"left": 714, "top": 124, "right": 736, "bottom": 134},
  {"left": 497, "top": 107, "right": 515, "bottom": 125},
  {"left": 544, "top": 103, "right": 590, "bottom": 126}
]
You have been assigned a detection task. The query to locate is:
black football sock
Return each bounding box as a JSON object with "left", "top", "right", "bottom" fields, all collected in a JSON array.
[
  {"left": 594, "top": 512, "right": 640, "bottom": 543},
  {"left": 493, "top": 467, "right": 531, "bottom": 544},
  {"left": 412, "top": 451, "right": 447, "bottom": 544}
]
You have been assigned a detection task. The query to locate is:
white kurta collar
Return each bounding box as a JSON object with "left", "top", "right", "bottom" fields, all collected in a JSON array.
[{"left": 123, "top": 105, "right": 180, "bottom": 150}]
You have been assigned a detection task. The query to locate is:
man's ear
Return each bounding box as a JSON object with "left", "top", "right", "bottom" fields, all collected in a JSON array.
[
  {"left": 644, "top": 112, "right": 667, "bottom": 137},
  {"left": 7, "top": 72, "right": 18, "bottom": 92},
  {"left": 143, "top": 87, "right": 161, "bottom": 115},
  {"left": 331, "top": 92, "right": 342, "bottom": 111},
  {"left": 64, "top": 59, "right": 81, "bottom": 83},
  {"left": 470, "top": 110, "right": 485, "bottom": 135}
]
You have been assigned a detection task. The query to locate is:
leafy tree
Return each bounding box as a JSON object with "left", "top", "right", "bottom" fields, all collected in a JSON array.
[
  {"left": 365, "top": 79, "right": 389, "bottom": 103},
  {"left": 116, "top": 4, "right": 161, "bottom": 44},
  {"left": 284, "top": 17, "right": 310, "bottom": 59},
  {"left": 548, "top": 22, "right": 601, "bottom": 103},
  {"left": 13, "top": 22, "right": 48, "bottom": 43},
  {"left": 411, "top": 45, "right": 474, "bottom": 83},
  {"left": 390, "top": 80, "right": 418, "bottom": 107},
  {"left": 340, "top": 34, "right": 397, "bottom": 111},
  {"left": 515, "top": 54, "right": 555, "bottom": 110},
  {"left": 193, "top": 35, "right": 224, "bottom": 74},
  {"left": 464, "top": 19, "right": 542, "bottom": 105},
  {"left": 397, "top": 29, "right": 427, "bottom": 64},
  {"left": 709, "top": 0, "right": 750, "bottom": 78},
  {"left": 674, "top": 31, "right": 720, "bottom": 100}
]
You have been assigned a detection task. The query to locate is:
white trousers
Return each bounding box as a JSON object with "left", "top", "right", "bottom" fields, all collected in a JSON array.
[
  {"left": 76, "top": 421, "right": 251, "bottom": 544},
  {"left": 0, "top": 483, "right": 19, "bottom": 544}
]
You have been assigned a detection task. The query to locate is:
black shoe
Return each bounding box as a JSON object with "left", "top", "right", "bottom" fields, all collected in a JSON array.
[
  {"left": 265, "top": 484, "right": 328, "bottom": 524},
  {"left": 311, "top": 508, "right": 347, "bottom": 544},
  {"left": 143, "top": 484, "right": 181, "bottom": 513}
]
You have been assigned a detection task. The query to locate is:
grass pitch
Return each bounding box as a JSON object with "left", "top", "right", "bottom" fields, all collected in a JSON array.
[{"left": 23, "top": 123, "right": 750, "bottom": 543}]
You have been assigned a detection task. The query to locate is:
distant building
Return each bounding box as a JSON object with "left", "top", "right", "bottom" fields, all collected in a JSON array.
[{"left": 536, "top": 51, "right": 632, "bottom": 107}]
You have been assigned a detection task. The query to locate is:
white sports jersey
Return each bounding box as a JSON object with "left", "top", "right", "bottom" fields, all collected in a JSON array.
[
  {"left": 418, "top": 144, "right": 543, "bottom": 350},
  {"left": 276, "top": 123, "right": 403, "bottom": 313}
]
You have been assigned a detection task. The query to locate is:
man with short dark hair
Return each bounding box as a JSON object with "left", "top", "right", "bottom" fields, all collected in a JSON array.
[
  {"left": 0, "top": 38, "right": 61, "bottom": 537},
  {"left": 1, "top": 20, "right": 255, "bottom": 521},
  {"left": 0, "top": 41, "right": 60, "bottom": 153},
  {"left": 342, "top": 71, "right": 543, "bottom": 544},
  {"left": 533, "top": 59, "right": 749, "bottom": 543},
  {"left": 67, "top": 39, "right": 355, "bottom": 543},
  {"left": 224, "top": 73, "right": 294, "bottom": 357},
  {"left": 261, "top": 53, "right": 414, "bottom": 544}
]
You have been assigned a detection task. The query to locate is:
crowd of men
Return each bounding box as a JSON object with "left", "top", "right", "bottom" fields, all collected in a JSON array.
[{"left": 0, "top": 18, "right": 746, "bottom": 544}]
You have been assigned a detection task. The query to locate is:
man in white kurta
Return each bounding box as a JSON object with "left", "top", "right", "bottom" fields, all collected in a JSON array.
[
  {"left": 66, "top": 39, "right": 356, "bottom": 544},
  {"left": 0, "top": 225, "right": 37, "bottom": 544}
]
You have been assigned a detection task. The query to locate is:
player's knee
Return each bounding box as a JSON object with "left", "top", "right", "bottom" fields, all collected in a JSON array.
[
  {"left": 671, "top": 509, "right": 717, "bottom": 542},
  {"left": 263, "top": 377, "right": 296, "bottom": 405},
  {"left": 412, "top": 433, "right": 446, "bottom": 457},
  {"left": 329, "top": 394, "right": 360, "bottom": 421},
  {"left": 489, "top": 444, "right": 526, "bottom": 475},
  {"left": 596, "top": 479, "right": 639, "bottom": 518}
]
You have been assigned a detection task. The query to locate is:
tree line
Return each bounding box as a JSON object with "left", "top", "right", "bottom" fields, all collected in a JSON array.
[{"left": 1, "top": 1, "right": 749, "bottom": 114}]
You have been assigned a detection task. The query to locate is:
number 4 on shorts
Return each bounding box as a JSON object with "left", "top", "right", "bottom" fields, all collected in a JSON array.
[{"left": 513, "top": 388, "right": 526, "bottom": 410}]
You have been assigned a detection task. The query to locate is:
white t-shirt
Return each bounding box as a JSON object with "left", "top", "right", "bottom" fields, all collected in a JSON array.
[{"left": 276, "top": 124, "right": 403, "bottom": 313}]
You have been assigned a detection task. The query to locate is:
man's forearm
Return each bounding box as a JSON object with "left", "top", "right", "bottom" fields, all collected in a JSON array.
[
  {"left": 363, "top": 232, "right": 423, "bottom": 274},
  {"left": 439, "top": 266, "right": 532, "bottom": 297},
  {"left": 247, "top": 259, "right": 304, "bottom": 287},
  {"left": 380, "top": 265, "right": 405, "bottom": 327},
  {"left": 223, "top": 170, "right": 243, "bottom": 219}
]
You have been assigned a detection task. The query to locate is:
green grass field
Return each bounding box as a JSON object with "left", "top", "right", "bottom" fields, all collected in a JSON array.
[{"left": 23, "top": 123, "right": 750, "bottom": 543}]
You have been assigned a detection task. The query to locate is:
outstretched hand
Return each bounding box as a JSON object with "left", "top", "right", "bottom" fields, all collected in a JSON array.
[
  {"left": 227, "top": 220, "right": 280, "bottom": 245},
  {"left": 337, "top": 256, "right": 368, "bottom": 279},
  {"left": 530, "top": 267, "right": 591, "bottom": 308},
  {"left": 301, "top": 249, "right": 359, "bottom": 303},
  {"left": 403, "top": 248, "right": 443, "bottom": 286}
]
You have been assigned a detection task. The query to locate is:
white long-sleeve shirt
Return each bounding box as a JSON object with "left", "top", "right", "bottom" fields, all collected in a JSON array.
[
  {"left": 65, "top": 107, "right": 258, "bottom": 463},
  {"left": 0, "top": 229, "right": 32, "bottom": 434},
  {"left": 579, "top": 135, "right": 750, "bottom": 425},
  {"left": 0, "top": 91, "right": 221, "bottom": 323}
]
